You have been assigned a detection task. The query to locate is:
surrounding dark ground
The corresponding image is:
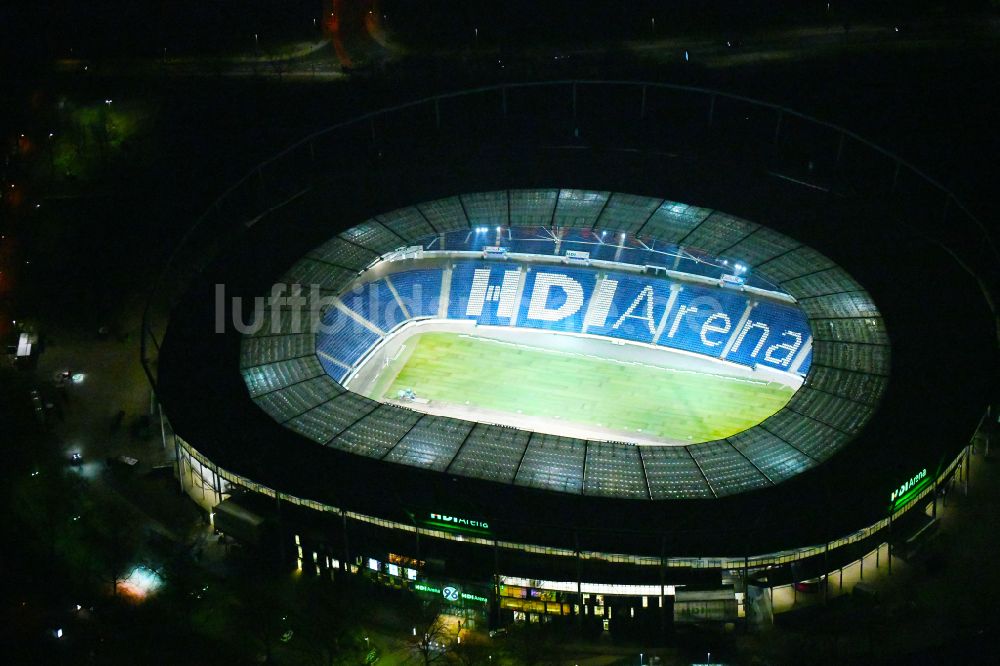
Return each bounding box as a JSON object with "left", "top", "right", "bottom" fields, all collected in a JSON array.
[
  {"left": 2, "top": 4, "right": 998, "bottom": 334},
  {"left": 1, "top": 1, "right": 999, "bottom": 664}
]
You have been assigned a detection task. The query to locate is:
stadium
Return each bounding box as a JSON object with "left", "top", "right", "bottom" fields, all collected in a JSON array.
[{"left": 146, "top": 82, "right": 997, "bottom": 632}]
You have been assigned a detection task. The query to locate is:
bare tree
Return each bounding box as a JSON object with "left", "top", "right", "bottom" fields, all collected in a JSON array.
[
  {"left": 405, "top": 599, "right": 453, "bottom": 665},
  {"left": 82, "top": 492, "right": 143, "bottom": 597}
]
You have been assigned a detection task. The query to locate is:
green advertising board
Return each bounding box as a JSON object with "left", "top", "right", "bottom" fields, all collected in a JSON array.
[
  {"left": 423, "top": 512, "right": 491, "bottom": 534},
  {"left": 890, "top": 468, "right": 930, "bottom": 510}
]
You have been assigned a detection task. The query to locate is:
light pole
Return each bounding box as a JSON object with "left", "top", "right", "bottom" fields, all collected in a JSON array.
[
  {"left": 651, "top": 18, "right": 655, "bottom": 34},
  {"left": 254, "top": 33, "right": 259, "bottom": 53}
]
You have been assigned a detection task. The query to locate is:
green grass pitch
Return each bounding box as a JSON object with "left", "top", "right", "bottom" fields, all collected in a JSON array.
[{"left": 380, "top": 332, "right": 794, "bottom": 443}]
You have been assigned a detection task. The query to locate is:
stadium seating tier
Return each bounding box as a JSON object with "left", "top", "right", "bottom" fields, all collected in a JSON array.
[{"left": 239, "top": 190, "right": 888, "bottom": 500}]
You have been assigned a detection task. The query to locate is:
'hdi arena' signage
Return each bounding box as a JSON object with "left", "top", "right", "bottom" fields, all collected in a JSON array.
[
  {"left": 427, "top": 512, "right": 490, "bottom": 532},
  {"left": 890, "top": 468, "right": 928, "bottom": 508},
  {"left": 456, "top": 265, "right": 812, "bottom": 373}
]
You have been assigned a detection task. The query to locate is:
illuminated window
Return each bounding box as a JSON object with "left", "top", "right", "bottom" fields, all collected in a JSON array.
[{"left": 367, "top": 558, "right": 379, "bottom": 572}]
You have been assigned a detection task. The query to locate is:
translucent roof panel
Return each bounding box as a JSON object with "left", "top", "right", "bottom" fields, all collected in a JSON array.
[
  {"left": 253, "top": 375, "right": 343, "bottom": 423},
  {"left": 810, "top": 317, "right": 889, "bottom": 345},
  {"left": 418, "top": 196, "right": 470, "bottom": 232},
  {"left": 240, "top": 334, "right": 314, "bottom": 369},
  {"left": 246, "top": 287, "right": 325, "bottom": 338},
  {"left": 799, "top": 292, "right": 880, "bottom": 319},
  {"left": 340, "top": 220, "right": 407, "bottom": 255},
  {"left": 377, "top": 207, "right": 437, "bottom": 241},
  {"left": 461, "top": 191, "right": 509, "bottom": 228},
  {"left": 761, "top": 409, "right": 846, "bottom": 463},
  {"left": 756, "top": 246, "right": 835, "bottom": 283},
  {"left": 288, "top": 392, "right": 378, "bottom": 446},
  {"left": 283, "top": 258, "right": 354, "bottom": 291},
  {"left": 383, "top": 414, "right": 473, "bottom": 471},
  {"left": 689, "top": 441, "right": 770, "bottom": 497},
  {"left": 514, "top": 434, "right": 586, "bottom": 494},
  {"left": 335, "top": 405, "right": 423, "bottom": 459},
  {"left": 807, "top": 366, "right": 889, "bottom": 405},
  {"left": 308, "top": 237, "right": 380, "bottom": 271},
  {"left": 680, "top": 212, "right": 759, "bottom": 256},
  {"left": 639, "top": 201, "right": 713, "bottom": 242},
  {"left": 240, "top": 190, "right": 891, "bottom": 501},
  {"left": 812, "top": 340, "right": 891, "bottom": 375},
  {"left": 783, "top": 267, "right": 861, "bottom": 299},
  {"left": 786, "top": 387, "right": 874, "bottom": 434},
  {"left": 593, "top": 193, "right": 662, "bottom": 235},
  {"left": 448, "top": 424, "right": 531, "bottom": 483},
  {"left": 640, "top": 447, "right": 714, "bottom": 499},
  {"left": 728, "top": 429, "right": 813, "bottom": 484},
  {"left": 553, "top": 189, "right": 610, "bottom": 228},
  {"left": 509, "top": 189, "right": 558, "bottom": 226},
  {"left": 242, "top": 356, "right": 325, "bottom": 398},
  {"left": 725, "top": 227, "right": 800, "bottom": 268},
  {"left": 583, "top": 442, "right": 648, "bottom": 499}
]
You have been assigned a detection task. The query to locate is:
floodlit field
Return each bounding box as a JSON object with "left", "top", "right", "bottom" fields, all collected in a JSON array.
[{"left": 379, "top": 332, "right": 795, "bottom": 444}]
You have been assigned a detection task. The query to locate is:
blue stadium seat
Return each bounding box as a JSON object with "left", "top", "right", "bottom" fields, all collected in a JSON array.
[
  {"left": 447, "top": 261, "right": 524, "bottom": 326},
  {"left": 386, "top": 269, "right": 442, "bottom": 318},
  {"left": 315, "top": 306, "right": 382, "bottom": 370},
  {"left": 311, "top": 259, "right": 814, "bottom": 384},
  {"left": 724, "top": 300, "right": 812, "bottom": 373},
  {"left": 584, "top": 273, "right": 673, "bottom": 344},
  {"left": 656, "top": 283, "right": 750, "bottom": 359},
  {"left": 515, "top": 266, "right": 597, "bottom": 333},
  {"left": 340, "top": 279, "right": 408, "bottom": 333}
]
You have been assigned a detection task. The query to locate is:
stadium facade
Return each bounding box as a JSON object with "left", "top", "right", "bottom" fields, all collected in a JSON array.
[{"left": 146, "top": 82, "right": 997, "bottom": 632}]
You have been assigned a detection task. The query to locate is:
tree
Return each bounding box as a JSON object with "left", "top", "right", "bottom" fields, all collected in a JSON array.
[
  {"left": 293, "top": 576, "right": 367, "bottom": 666},
  {"left": 503, "top": 622, "right": 563, "bottom": 666},
  {"left": 232, "top": 573, "right": 291, "bottom": 664},
  {"left": 404, "top": 599, "right": 453, "bottom": 665},
  {"left": 81, "top": 490, "right": 143, "bottom": 598}
]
